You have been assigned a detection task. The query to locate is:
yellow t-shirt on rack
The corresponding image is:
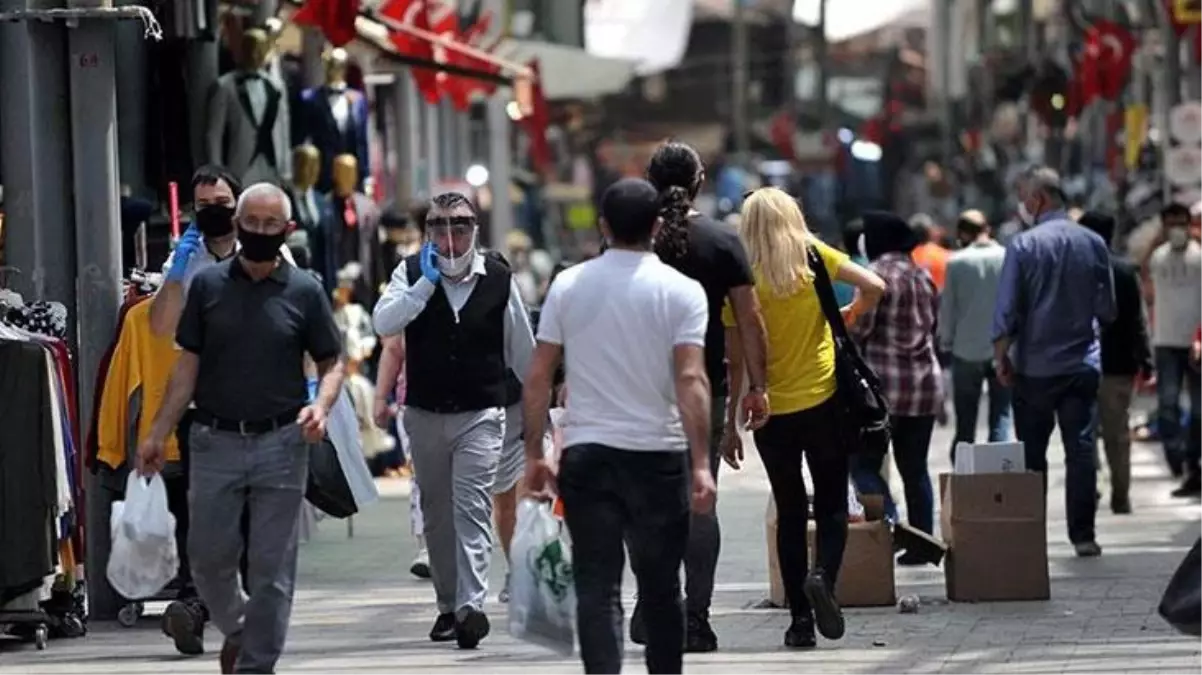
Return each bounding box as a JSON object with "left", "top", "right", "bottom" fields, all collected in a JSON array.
[
  {"left": 723, "top": 239, "right": 848, "bottom": 415},
  {"left": 97, "top": 299, "right": 181, "bottom": 469}
]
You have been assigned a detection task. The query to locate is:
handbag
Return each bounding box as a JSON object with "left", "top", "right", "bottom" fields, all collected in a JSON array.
[
  {"left": 1159, "top": 538, "right": 1201, "bottom": 636},
  {"left": 306, "top": 438, "right": 357, "bottom": 519},
  {"left": 807, "top": 245, "right": 891, "bottom": 454}
]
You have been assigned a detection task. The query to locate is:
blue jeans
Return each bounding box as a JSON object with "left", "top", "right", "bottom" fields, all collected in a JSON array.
[
  {"left": 1013, "top": 371, "right": 1099, "bottom": 545},
  {"left": 950, "top": 357, "right": 1013, "bottom": 461},
  {"left": 851, "top": 415, "right": 936, "bottom": 534},
  {"left": 1155, "top": 347, "right": 1202, "bottom": 474}
]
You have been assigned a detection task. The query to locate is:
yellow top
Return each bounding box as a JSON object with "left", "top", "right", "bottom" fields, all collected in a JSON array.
[
  {"left": 97, "top": 299, "right": 181, "bottom": 469},
  {"left": 724, "top": 239, "right": 848, "bottom": 415}
]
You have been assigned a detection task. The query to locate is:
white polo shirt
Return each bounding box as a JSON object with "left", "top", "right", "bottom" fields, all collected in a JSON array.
[{"left": 537, "top": 248, "right": 707, "bottom": 452}]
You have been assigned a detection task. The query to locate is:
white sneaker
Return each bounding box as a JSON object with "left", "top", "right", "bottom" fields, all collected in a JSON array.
[{"left": 410, "top": 547, "right": 431, "bottom": 579}]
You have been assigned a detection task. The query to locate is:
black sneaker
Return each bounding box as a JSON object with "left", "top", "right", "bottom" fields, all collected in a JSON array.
[
  {"left": 429, "top": 613, "right": 457, "bottom": 642},
  {"left": 1110, "top": 497, "right": 1132, "bottom": 514},
  {"left": 684, "top": 611, "right": 718, "bottom": 653},
  {"left": 802, "top": 569, "right": 845, "bottom": 641},
  {"left": 629, "top": 602, "right": 646, "bottom": 645},
  {"left": 162, "top": 600, "right": 204, "bottom": 656},
  {"left": 784, "top": 614, "right": 816, "bottom": 649},
  {"left": 1171, "top": 474, "right": 1202, "bottom": 498},
  {"left": 455, "top": 608, "right": 490, "bottom": 650},
  {"left": 1073, "top": 541, "right": 1103, "bottom": 557}
]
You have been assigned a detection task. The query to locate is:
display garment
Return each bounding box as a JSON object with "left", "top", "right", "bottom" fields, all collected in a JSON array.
[
  {"left": 286, "top": 183, "right": 323, "bottom": 270},
  {"left": 316, "top": 192, "right": 381, "bottom": 304},
  {"left": 299, "top": 84, "right": 371, "bottom": 192},
  {"left": 206, "top": 68, "right": 292, "bottom": 185},
  {"left": 95, "top": 299, "right": 182, "bottom": 472}
]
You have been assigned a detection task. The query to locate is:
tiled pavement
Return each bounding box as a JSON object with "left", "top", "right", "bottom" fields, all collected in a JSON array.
[{"left": 2, "top": 415, "right": 1199, "bottom": 673}]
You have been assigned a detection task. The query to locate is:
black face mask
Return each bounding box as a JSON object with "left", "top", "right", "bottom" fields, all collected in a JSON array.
[
  {"left": 237, "top": 226, "right": 287, "bottom": 263},
  {"left": 194, "top": 205, "right": 236, "bottom": 238}
]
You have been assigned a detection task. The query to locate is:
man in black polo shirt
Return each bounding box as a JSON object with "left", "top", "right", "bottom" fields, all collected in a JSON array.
[
  {"left": 373, "top": 191, "right": 535, "bottom": 650},
  {"left": 138, "top": 182, "right": 344, "bottom": 674}
]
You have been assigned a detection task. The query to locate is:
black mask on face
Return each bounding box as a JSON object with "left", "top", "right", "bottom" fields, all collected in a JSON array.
[
  {"left": 194, "top": 205, "right": 236, "bottom": 238},
  {"left": 237, "top": 226, "right": 287, "bottom": 263}
]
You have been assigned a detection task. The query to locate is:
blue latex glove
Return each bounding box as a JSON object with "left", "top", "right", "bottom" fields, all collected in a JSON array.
[
  {"left": 166, "top": 225, "right": 202, "bottom": 282},
  {"left": 419, "top": 241, "right": 441, "bottom": 284}
]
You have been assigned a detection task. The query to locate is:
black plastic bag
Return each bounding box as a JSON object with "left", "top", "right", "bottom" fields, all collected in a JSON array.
[
  {"left": 1159, "top": 538, "right": 1201, "bottom": 636},
  {"left": 306, "top": 439, "right": 357, "bottom": 519}
]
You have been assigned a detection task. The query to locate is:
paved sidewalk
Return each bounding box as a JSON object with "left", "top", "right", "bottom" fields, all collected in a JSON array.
[{"left": 2, "top": 419, "right": 1199, "bottom": 673}]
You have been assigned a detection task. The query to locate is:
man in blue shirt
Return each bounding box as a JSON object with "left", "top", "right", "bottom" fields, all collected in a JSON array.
[{"left": 991, "top": 166, "right": 1116, "bottom": 558}]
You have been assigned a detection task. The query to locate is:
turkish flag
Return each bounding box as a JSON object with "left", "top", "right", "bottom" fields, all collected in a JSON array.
[
  {"left": 380, "top": 0, "right": 442, "bottom": 104},
  {"left": 518, "top": 60, "right": 551, "bottom": 174},
  {"left": 1090, "top": 20, "right": 1136, "bottom": 100},
  {"left": 293, "top": 0, "right": 360, "bottom": 48},
  {"left": 442, "top": 12, "right": 500, "bottom": 111}
]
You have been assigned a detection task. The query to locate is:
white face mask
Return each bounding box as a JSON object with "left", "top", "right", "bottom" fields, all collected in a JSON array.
[
  {"left": 1168, "top": 228, "right": 1190, "bottom": 249},
  {"left": 1017, "top": 202, "right": 1035, "bottom": 226},
  {"left": 431, "top": 226, "right": 478, "bottom": 278}
]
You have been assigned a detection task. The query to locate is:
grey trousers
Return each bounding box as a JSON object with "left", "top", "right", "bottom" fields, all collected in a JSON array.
[
  {"left": 404, "top": 406, "right": 504, "bottom": 615},
  {"left": 188, "top": 422, "right": 308, "bottom": 674}
]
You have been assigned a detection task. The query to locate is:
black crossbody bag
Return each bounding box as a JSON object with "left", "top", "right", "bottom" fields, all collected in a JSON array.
[{"left": 806, "top": 245, "right": 891, "bottom": 454}]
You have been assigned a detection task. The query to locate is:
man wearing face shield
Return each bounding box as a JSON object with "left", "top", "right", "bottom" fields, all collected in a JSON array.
[{"left": 372, "top": 191, "right": 536, "bottom": 650}]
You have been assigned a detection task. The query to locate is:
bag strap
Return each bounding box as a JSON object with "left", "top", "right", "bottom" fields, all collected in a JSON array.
[{"left": 806, "top": 244, "right": 852, "bottom": 342}]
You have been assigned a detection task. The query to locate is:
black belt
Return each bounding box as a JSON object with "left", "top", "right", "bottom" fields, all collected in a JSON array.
[{"left": 192, "top": 408, "right": 301, "bottom": 436}]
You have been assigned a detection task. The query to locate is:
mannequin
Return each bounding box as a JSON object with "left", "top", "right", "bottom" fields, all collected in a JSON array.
[
  {"left": 318, "top": 153, "right": 380, "bottom": 305},
  {"left": 206, "top": 28, "right": 292, "bottom": 185},
  {"left": 286, "top": 144, "right": 323, "bottom": 272},
  {"left": 300, "top": 48, "right": 370, "bottom": 192}
]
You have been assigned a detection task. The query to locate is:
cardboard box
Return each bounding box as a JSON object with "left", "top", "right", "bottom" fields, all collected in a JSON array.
[
  {"left": 766, "top": 495, "right": 896, "bottom": 608},
  {"left": 953, "top": 441, "right": 1026, "bottom": 475},
  {"left": 940, "top": 472, "right": 1050, "bottom": 602}
]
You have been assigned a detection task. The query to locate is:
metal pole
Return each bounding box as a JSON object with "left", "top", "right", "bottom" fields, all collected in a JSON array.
[
  {"left": 814, "top": 0, "right": 828, "bottom": 127},
  {"left": 938, "top": 0, "right": 954, "bottom": 167},
  {"left": 1157, "top": 1, "right": 1182, "bottom": 202},
  {"left": 0, "top": 0, "right": 76, "bottom": 306},
  {"left": 732, "top": 0, "right": 750, "bottom": 159},
  {"left": 186, "top": 38, "right": 219, "bottom": 165},
  {"left": 301, "top": 27, "right": 324, "bottom": 88},
  {"left": 487, "top": 95, "right": 514, "bottom": 257},
  {"left": 404, "top": 73, "right": 424, "bottom": 198},
  {"left": 424, "top": 100, "right": 442, "bottom": 193},
  {"left": 66, "top": 0, "right": 124, "bottom": 621},
  {"left": 114, "top": 0, "right": 147, "bottom": 197}
]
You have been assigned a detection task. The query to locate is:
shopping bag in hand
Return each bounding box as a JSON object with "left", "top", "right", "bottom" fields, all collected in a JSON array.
[
  {"left": 106, "top": 473, "right": 179, "bottom": 600},
  {"left": 508, "top": 498, "right": 576, "bottom": 655},
  {"left": 1159, "top": 538, "right": 1201, "bottom": 636}
]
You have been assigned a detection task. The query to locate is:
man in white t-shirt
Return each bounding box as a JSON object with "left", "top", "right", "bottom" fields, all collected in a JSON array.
[
  {"left": 521, "top": 178, "right": 717, "bottom": 675},
  {"left": 1147, "top": 203, "right": 1202, "bottom": 497}
]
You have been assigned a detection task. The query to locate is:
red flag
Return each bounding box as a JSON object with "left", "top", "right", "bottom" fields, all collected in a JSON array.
[
  {"left": 293, "top": 0, "right": 360, "bottom": 48},
  {"left": 380, "top": 0, "right": 442, "bottom": 103},
  {"left": 442, "top": 12, "right": 500, "bottom": 111},
  {"left": 1090, "top": 20, "right": 1136, "bottom": 100},
  {"left": 518, "top": 60, "right": 551, "bottom": 174}
]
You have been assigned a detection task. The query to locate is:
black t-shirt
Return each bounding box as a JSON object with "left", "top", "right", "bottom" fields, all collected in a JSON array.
[
  {"left": 662, "top": 214, "right": 754, "bottom": 396},
  {"left": 177, "top": 259, "right": 343, "bottom": 421}
]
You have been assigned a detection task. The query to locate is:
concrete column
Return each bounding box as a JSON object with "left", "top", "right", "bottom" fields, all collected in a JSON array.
[
  {"left": 301, "top": 27, "right": 325, "bottom": 88},
  {"left": 185, "top": 38, "right": 219, "bottom": 165},
  {"left": 66, "top": 0, "right": 124, "bottom": 621},
  {"left": 114, "top": 0, "right": 147, "bottom": 196},
  {"left": 0, "top": 0, "right": 76, "bottom": 307},
  {"left": 403, "top": 73, "right": 424, "bottom": 197},
  {"left": 454, "top": 106, "right": 472, "bottom": 177},
  {"left": 486, "top": 95, "right": 513, "bottom": 257},
  {"left": 424, "top": 99, "right": 442, "bottom": 192}
]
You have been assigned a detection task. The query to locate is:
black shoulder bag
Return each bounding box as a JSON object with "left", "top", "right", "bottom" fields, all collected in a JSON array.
[{"left": 806, "top": 246, "right": 891, "bottom": 455}]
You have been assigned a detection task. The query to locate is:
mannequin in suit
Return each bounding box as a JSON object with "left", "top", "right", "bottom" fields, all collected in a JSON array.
[
  {"left": 286, "top": 144, "right": 323, "bottom": 273},
  {"left": 300, "top": 48, "right": 371, "bottom": 192},
  {"left": 206, "top": 28, "right": 292, "bottom": 185},
  {"left": 319, "top": 153, "right": 381, "bottom": 306}
]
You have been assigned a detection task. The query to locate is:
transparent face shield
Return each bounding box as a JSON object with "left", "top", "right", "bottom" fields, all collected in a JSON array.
[{"left": 425, "top": 216, "right": 479, "bottom": 277}]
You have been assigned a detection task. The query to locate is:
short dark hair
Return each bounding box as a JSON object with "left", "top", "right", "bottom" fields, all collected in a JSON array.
[
  {"left": 1078, "top": 211, "right": 1115, "bottom": 244},
  {"left": 429, "top": 191, "right": 477, "bottom": 218},
  {"left": 842, "top": 218, "right": 864, "bottom": 255},
  {"left": 909, "top": 213, "right": 936, "bottom": 244},
  {"left": 1161, "top": 203, "right": 1191, "bottom": 224},
  {"left": 601, "top": 178, "right": 661, "bottom": 246},
  {"left": 191, "top": 164, "right": 242, "bottom": 199}
]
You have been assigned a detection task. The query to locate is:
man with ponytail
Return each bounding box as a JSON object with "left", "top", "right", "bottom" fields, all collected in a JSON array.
[{"left": 626, "top": 141, "right": 769, "bottom": 653}]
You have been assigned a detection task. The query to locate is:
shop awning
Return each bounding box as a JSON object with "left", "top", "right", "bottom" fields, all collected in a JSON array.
[{"left": 492, "top": 39, "right": 636, "bottom": 100}]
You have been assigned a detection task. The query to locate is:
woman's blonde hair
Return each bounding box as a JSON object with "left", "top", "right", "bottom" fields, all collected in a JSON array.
[{"left": 739, "top": 187, "right": 814, "bottom": 296}]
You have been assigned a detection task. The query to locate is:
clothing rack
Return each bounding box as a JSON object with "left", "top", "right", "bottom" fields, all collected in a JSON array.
[{"left": 0, "top": 285, "right": 88, "bottom": 650}]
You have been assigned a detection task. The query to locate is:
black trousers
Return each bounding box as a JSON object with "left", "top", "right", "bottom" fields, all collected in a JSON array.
[
  {"left": 558, "top": 444, "right": 690, "bottom": 675},
  {"left": 165, "top": 410, "right": 251, "bottom": 602},
  {"left": 753, "top": 396, "right": 849, "bottom": 617}
]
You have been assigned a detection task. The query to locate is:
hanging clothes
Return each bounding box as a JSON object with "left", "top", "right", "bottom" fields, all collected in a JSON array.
[
  {"left": 85, "top": 294, "right": 153, "bottom": 473},
  {"left": 95, "top": 299, "right": 182, "bottom": 472}
]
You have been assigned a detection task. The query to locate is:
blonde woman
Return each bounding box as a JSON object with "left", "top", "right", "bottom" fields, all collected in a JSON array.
[{"left": 723, "top": 187, "right": 885, "bottom": 649}]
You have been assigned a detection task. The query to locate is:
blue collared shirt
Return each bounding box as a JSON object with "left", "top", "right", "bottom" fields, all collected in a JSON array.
[{"left": 991, "top": 210, "right": 1116, "bottom": 377}]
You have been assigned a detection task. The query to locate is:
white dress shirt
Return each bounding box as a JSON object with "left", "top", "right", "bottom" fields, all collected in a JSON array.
[{"left": 372, "top": 251, "right": 535, "bottom": 382}]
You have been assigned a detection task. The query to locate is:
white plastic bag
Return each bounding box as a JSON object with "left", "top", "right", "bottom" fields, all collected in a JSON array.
[
  {"left": 325, "top": 388, "right": 380, "bottom": 510},
  {"left": 848, "top": 479, "right": 865, "bottom": 522},
  {"left": 106, "top": 473, "right": 179, "bottom": 600},
  {"left": 508, "top": 498, "right": 576, "bottom": 656}
]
